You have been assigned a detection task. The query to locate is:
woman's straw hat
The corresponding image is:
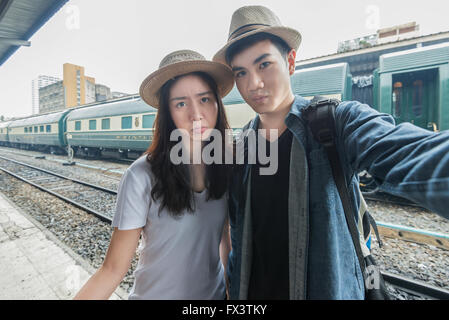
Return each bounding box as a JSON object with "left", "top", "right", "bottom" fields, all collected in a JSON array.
[
  {"left": 140, "top": 50, "right": 234, "bottom": 108},
  {"left": 213, "top": 5, "right": 302, "bottom": 65}
]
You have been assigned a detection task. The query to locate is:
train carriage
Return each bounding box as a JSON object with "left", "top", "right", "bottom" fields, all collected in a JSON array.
[
  {"left": 65, "top": 95, "right": 156, "bottom": 159},
  {"left": 292, "top": 62, "right": 353, "bottom": 101},
  {"left": 8, "top": 110, "right": 71, "bottom": 153},
  {"left": 0, "top": 121, "right": 11, "bottom": 146},
  {"left": 374, "top": 42, "right": 449, "bottom": 131},
  {"left": 222, "top": 87, "right": 256, "bottom": 134}
]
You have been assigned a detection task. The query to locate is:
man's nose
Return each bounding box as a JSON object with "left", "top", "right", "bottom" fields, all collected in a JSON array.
[{"left": 248, "top": 72, "right": 264, "bottom": 91}]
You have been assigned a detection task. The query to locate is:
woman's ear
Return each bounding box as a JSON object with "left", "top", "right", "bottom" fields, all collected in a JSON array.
[{"left": 287, "top": 49, "right": 296, "bottom": 75}]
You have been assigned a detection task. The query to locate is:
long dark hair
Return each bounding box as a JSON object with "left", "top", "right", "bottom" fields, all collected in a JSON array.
[{"left": 144, "top": 72, "right": 232, "bottom": 217}]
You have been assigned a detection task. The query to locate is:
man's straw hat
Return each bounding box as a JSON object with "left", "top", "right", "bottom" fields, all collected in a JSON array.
[
  {"left": 140, "top": 50, "right": 234, "bottom": 108},
  {"left": 213, "top": 5, "right": 302, "bottom": 65}
]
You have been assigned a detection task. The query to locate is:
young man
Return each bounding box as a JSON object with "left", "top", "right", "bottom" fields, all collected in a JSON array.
[{"left": 213, "top": 5, "right": 449, "bottom": 299}]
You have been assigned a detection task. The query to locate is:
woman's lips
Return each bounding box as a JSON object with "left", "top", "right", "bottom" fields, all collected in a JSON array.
[{"left": 192, "top": 127, "right": 208, "bottom": 134}]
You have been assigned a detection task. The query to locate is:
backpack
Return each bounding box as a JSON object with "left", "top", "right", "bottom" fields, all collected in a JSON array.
[{"left": 302, "top": 96, "right": 390, "bottom": 300}]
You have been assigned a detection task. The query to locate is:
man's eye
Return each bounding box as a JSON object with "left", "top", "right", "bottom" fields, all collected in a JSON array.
[
  {"left": 260, "top": 61, "right": 271, "bottom": 69},
  {"left": 176, "top": 102, "right": 186, "bottom": 108}
]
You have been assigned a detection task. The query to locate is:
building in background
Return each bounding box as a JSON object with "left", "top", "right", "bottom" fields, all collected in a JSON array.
[
  {"left": 85, "top": 76, "right": 96, "bottom": 104},
  {"left": 39, "top": 80, "right": 65, "bottom": 114},
  {"left": 95, "top": 84, "right": 112, "bottom": 102},
  {"left": 63, "top": 63, "right": 95, "bottom": 108},
  {"left": 111, "top": 91, "right": 129, "bottom": 99},
  {"left": 31, "top": 75, "right": 61, "bottom": 114},
  {"left": 338, "top": 22, "right": 420, "bottom": 53},
  {"left": 36, "top": 63, "right": 129, "bottom": 114},
  {"left": 377, "top": 22, "right": 420, "bottom": 45}
]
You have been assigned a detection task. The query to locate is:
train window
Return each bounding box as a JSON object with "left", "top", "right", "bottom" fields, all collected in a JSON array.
[
  {"left": 143, "top": 115, "right": 155, "bottom": 128},
  {"left": 29, "top": 127, "right": 32, "bottom": 132},
  {"left": 89, "top": 119, "right": 97, "bottom": 130},
  {"left": 75, "top": 121, "right": 81, "bottom": 131},
  {"left": 412, "top": 80, "right": 423, "bottom": 117},
  {"left": 121, "top": 116, "right": 132, "bottom": 129},
  {"left": 46, "top": 125, "right": 51, "bottom": 133},
  {"left": 392, "top": 82, "right": 402, "bottom": 117},
  {"left": 24, "top": 128, "right": 28, "bottom": 133},
  {"left": 101, "top": 118, "right": 110, "bottom": 130},
  {"left": 34, "top": 126, "right": 38, "bottom": 133},
  {"left": 40, "top": 126, "right": 44, "bottom": 132}
]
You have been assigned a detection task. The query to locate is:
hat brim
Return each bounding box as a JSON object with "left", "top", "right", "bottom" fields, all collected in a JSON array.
[
  {"left": 213, "top": 26, "right": 302, "bottom": 65},
  {"left": 140, "top": 60, "right": 235, "bottom": 108}
]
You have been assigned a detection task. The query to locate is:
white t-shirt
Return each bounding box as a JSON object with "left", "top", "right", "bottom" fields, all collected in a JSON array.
[{"left": 112, "top": 156, "right": 227, "bottom": 300}]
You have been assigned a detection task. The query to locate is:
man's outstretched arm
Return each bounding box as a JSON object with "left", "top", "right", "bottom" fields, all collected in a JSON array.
[{"left": 335, "top": 101, "right": 449, "bottom": 218}]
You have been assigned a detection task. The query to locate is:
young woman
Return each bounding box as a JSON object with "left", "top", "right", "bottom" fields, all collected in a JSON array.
[{"left": 74, "top": 50, "right": 234, "bottom": 300}]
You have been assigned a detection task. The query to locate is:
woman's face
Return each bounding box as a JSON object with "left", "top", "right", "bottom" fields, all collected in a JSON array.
[{"left": 168, "top": 74, "right": 218, "bottom": 141}]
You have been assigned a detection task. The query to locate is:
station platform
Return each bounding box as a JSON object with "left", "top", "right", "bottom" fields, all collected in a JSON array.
[{"left": 0, "top": 191, "right": 127, "bottom": 300}]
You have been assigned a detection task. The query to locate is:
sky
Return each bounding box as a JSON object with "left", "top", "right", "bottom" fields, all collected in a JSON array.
[{"left": 1, "top": 0, "right": 449, "bottom": 119}]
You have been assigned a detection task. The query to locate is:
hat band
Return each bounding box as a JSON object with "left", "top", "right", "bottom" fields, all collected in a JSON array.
[{"left": 228, "top": 23, "right": 271, "bottom": 41}]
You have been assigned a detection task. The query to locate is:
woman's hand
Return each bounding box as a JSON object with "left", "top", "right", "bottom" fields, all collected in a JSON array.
[
  {"left": 74, "top": 227, "right": 142, "bottom": 300},
  {"left": 219, "top": 215, "right": 232, "bottom": 299}
]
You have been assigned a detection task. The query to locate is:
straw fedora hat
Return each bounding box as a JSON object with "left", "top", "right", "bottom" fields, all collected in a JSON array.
[
  {"left": 140, "top": 50, "right": 234, "bottom": 108},
  {"left": 213, "top": 5, "right": 302, "bottom": 65}
]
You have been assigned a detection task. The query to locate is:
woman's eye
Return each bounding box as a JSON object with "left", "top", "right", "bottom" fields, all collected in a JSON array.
[
  {"left": 201, "top": 97, "right": 210, "bottom": 103},
  {"left": 176, "top": 102, "right": 186, "bottom": 108},
  {"left": 235, "top": 71, "right": 246, "bottom": 78},
  {"left": 260, "top": 61, "right": 271, "bottom": 69}
]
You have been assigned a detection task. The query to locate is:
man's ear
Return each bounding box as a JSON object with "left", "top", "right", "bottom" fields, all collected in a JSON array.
[{"left": 287, "top": 49, "right": 296, "bottom": 75}]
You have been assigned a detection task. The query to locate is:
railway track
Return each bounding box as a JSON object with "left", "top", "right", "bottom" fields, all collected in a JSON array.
[
  {"left": 0, "top": 154, "right": 448, "bottom": 299},
  {"left": 361, "top": 190, "right": 449, "bottom": 249},
  {"left": 382, "top": 271, "right": 449, "bottom": 300},
  {"left": 0, "top": 145, "right": 135, "bottom": 164},
  {"left": 363, "top": 190, "right": 424, "bottom": 208},
  {"left": 0, "top": 155, "right": 116, "bottom": 223},
  {"left": 0, "top": 147, "right": 126, "bottom": 179}
]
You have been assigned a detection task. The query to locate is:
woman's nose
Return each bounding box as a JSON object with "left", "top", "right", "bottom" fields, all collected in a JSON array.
[{"left": 189, "top": 101, "right": 203, "bottom": 121}]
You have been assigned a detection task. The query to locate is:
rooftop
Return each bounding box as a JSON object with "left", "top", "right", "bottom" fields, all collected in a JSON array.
[{"left": 0, "top": 0, "right": 69, "bottom": 67}]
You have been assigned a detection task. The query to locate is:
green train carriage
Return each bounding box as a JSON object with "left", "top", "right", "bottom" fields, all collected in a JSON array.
[
  {"left": 292, "top": 62, "right": 352, "bottom": 101},
  {"left": 222, "top": 87, "right": 256, "bottom": 134},
  {"left": 65, "top": 95, "right": 157, "bottom": 159},
  {"left": 0, "top": 121, "right": 11, "bottom": 146},
  {"left": 373, "top": 42, "right": 449, "bottom": 131},
  {"left": 7, "top": 110, "right": 71, "bottom": 153}
]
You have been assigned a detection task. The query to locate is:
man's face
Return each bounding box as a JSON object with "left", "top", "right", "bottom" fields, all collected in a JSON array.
[{"left": 230, "top": 39, "right": 295, "bottom": 115}]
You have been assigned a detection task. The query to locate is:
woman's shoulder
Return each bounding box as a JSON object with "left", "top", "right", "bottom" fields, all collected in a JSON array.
[{"left": 124, "top": 154, "right": 153, "bottom": 185}]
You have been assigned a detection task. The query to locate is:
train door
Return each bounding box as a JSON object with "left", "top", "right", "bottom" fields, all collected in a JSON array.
[{"left": 391, "top": 68, "right": 439, "bottom": 131}]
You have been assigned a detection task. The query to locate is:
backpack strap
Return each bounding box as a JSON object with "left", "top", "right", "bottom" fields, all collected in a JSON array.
[
  {"left": 367, "top": 210, "right": 383, "bottom": 248},
  {"left": 303, "top": 97, "right": 390, "bottom": 299},
  {"left": 302, "top": 96, "right": 368, "bottom": 277},
  {"left": 303, "top": 96, "right": 382, "bottom": 249},
  {"left": 302, "top": 96, "right": 340, "bottom": 147}
]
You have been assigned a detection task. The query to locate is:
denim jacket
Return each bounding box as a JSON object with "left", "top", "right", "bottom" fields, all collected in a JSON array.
[{"left": 227, "top": 95, "right": 449, "bottom": 300}]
